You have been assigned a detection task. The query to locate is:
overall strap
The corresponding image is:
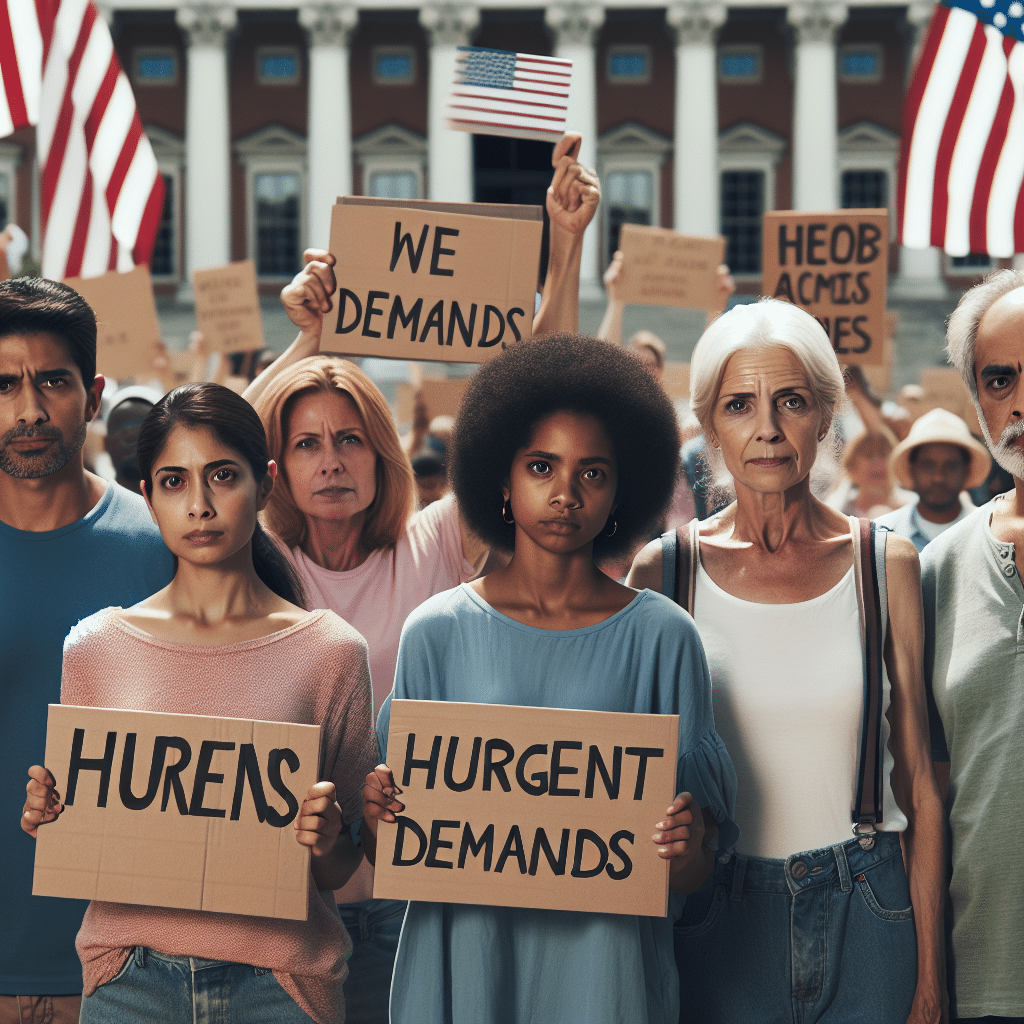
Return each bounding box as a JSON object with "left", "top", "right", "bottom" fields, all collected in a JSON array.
[
  {"left": 672, "top": 520, "right": 699, "bottom": 615},
  {"left": 852, "top": 518, "right": 885, "bottom": 847},
  {"left": 661, "top": 530, "right": 678, "bottom": 600}
]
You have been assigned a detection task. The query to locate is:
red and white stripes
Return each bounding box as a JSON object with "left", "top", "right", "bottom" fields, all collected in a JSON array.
[
  {"left": 0, "top": 0, "right": 41, "bottom": 136},
  {"left": 899, "top": 3, "right": 1024, "bottom": 258}
]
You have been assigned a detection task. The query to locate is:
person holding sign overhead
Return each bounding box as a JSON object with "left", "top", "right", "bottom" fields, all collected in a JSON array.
[
  {"left": 239, "top": 131, "right": 600, "bottom": 1024},
  {"left": 628, "top": 299, "right": 945, "bottom": 1023},
  {"left": 362, "top": 334, "right": 738, "bottom": 1024},
  {"left": 22, "top": 383, "right": 377, "bottom": 1024}
]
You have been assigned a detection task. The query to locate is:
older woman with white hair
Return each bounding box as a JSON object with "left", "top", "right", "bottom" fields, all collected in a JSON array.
[{"left": 629, "top": 298, "right": 945, "bottom": 1024}]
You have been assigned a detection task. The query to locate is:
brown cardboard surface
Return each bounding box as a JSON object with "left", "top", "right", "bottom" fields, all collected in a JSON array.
[
  {"left": 341, "top": 196, "right": 543, "bottom": 222},
  {"left": 919, "top": 368, "right": 981, "bottom": 434},
  {"left": 34, "top": 705, "right": 320, "bottom": 920},
  {"left": 762, "top": 210, "right": 888, "bottom": 367},
  {"left": 618, "top": 226, "right": 726, "bottom": 312},
  {"left": 320, "top": 199, "right": 543, "bottom": 363},
  {"left": 64, "top": 266, "right": 163, "bottom": 380},
  {"left": 861, "top": 312, "right": 898, "bottom": 396},
  {"left": 193, "top": 260, "right": 265, "bottom": 353},
  {"left": 373, "top": 700, "right": 678, "bottom": 917},
  {"left": 396, "top": 378, "right": 471, "bottom": 424},
  {"left": 660, "top": 362, "right": 690, "bottom": 401}
]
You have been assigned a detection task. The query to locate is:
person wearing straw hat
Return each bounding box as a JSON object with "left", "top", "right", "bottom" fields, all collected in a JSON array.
[{"left": 874, "top": 408, "right": 991, "bottom": 552}]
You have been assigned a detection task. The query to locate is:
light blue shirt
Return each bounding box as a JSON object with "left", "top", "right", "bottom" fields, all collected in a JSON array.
[{"left": 377, "top": 584, "right": 737, "bottom": 1024}]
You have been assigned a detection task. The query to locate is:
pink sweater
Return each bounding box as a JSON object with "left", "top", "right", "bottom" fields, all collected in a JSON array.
[{"left": 61, "top": 608, "right": 377, "bottom": 1024}]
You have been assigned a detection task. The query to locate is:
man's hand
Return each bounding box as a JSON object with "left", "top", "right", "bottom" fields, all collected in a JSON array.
[{"left": 281, "top": 249, "right": 337, "bottom": 333}]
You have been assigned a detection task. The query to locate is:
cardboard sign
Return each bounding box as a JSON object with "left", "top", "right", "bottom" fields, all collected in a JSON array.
[
  {"left": 861, "top": 312, "right": 898, "bottom": 396},
  {"left": 374, "top": 700, "right": 679, "bottom": 917},
  {"left": 618, "top": 226, "right": 726, "bottom": 312},
  {"left": 660, "top": 362, "right": 690, "bottom": 401},
  {"left": 64, "top": 265, "right": 163, "bottom": 380},
  {"left": 193, "top": 259, "right": 265, "bottom": 353},
  {"left": 320, "top": 197, "right": 543, "bottom": 363},
  {"left": 396, "top": 378, "right": 471, "bottom": 425},
  {"left": 762, "top": 210, "right": 888, "bottom": 367},
  {"left": 919, "top": 367, "right": 982, "bottom": 434},
  {"left": 34, "top": 705, "right": 320, "bottom": 920}
]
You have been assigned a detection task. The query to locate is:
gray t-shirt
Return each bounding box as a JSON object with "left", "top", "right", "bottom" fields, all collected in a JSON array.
[{"left": 921, "top": 495, "right": 1024, "bottom": 1017}]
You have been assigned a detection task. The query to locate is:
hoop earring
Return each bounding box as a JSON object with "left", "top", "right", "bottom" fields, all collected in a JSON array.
[
  {"left": 502, "top": 497, "right": 515, "bottom": 524},
  {"left": 604, "top": 515, "right": 618, "bottom": 537}
]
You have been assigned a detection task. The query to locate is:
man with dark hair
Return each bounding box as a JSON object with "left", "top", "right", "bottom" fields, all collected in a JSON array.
[
  {"left": 0, "top": 278, "right": 173, "bottom": 1024},
  {"left": 874, "top": 407, "right": 990, "bottom": 551}
]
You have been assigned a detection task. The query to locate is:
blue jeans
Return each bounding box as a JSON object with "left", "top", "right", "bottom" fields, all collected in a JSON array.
[
  {"left": 338, "top": 898, "right": 405, "bottom": 1024},
  {"left": 675, "top": 832, "right": 917, "bottom": 1024},
  {"left": 79, "top": 947, "right": 314, "bottom": 1023}
]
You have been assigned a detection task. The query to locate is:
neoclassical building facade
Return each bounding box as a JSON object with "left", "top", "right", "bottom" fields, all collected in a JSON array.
[{"left": 2, "top": 0, "right": 981, "bottom": 300}]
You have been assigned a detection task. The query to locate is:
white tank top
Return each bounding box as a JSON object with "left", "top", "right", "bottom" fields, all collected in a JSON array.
[{"left": 693, "top": 525, "right": 907, "bottom": 858}]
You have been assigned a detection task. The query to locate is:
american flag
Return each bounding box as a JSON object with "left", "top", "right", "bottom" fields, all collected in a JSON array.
[
  {"left": 0, "top": 0, "right": 163, "bottom": 279},
  {"left": 446, "top": 46, "right": 572, "bottom": 143},
  {"left": 898, "top": 0, "right": 1024, "bottom": 258}
]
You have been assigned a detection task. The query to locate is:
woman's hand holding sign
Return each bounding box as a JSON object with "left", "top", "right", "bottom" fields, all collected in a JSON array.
[
  {"left": 295, "top": 779, "right": 363, "bottom": 891},
  {"left": 654, "top": 792, "right": 717, "bottom": 895},
  {"left": 21, "top": 765, "right": 62, "bottom": 837},
  {"left": 361, "top": 764, "right": 404, "bottom": 867}
]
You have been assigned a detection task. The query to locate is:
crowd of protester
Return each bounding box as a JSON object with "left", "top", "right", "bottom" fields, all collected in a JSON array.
[{"left": 4, "top": 130, "right": 1023, "bottom": 1024}]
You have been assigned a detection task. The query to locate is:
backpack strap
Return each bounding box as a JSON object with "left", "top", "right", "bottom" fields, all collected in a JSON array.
[
  {"left": 661, "top": 530, "right": 678, "bottom": 601},
  {"left": 852, "top": 518, "right": 886, "bottom": 848},
  {"left": 671, "top": 520, "right": 699, "bottom": 615}
]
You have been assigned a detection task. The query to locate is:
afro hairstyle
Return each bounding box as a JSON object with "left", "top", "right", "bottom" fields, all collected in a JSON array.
[{"left": 450, "top": 333, "right": 681, "bottom": 560}]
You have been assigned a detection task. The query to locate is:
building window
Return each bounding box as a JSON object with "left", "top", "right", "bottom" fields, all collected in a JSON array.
[
  {"left": 950, "top": 253, "right": 992, "bottom": 273},
  {"left": 372, "top": 47, "right": 415, "bottom": 85},
  {"left": 368, "top": 171, "right": 419, "bottom": 200},
  {"left": 841, "top": 169, "right": 887, "bottom": 209},
  {"left": 719, "top": 46, "right": 762, "bottom": 83},
  {"left": 605, "top": 169, "right": 653, "bottom": 262},
  {"left": 606, "top": 46, "right": 652, "bottom": 84},
  {"left": 133, "top": 47, "right": 177, "bottom": 86},
  {"left": 721, "top": 170, "right": 765, "bottom": 275},
  {"left": 150, "top": 173, "right": 175, "bottom": 278},
  {"left": 839, "top": 45, "right": 883, "bottom": 83},
  {"left": 256, "top": 47, "right": 300, "bottom": 86},
  {"left": 254, "top": 172, "right": 301, "bottom": 277}
]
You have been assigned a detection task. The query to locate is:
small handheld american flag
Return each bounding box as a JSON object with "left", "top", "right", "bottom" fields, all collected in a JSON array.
[{"left": 446, "top": 46, "right": 573, "bottom": 143}]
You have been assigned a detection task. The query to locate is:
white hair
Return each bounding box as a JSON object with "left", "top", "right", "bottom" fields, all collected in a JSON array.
[
  {"left": 947, "top": 269, "right": 1024, "bottom": 399},
  {"left": 690, "top": 298, "right": 845, "bottom": 434}
]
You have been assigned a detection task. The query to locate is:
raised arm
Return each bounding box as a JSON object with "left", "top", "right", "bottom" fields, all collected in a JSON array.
[
  {"left": 243, "top": 250, "right": 337, "bottom": 407},
  {"left": 533, "top": 133, "right": 600, "bottom": 338},
  {"left": 596, "top": 250, "right": 625, "bottom": 345},
  {"left": 882, "top": 534, "right": 947, "bottom": 1024}
]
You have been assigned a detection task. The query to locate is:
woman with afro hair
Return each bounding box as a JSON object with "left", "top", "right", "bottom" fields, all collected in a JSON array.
[{"left": 362, "top": 334, "right": 738, "bottom": 1024}]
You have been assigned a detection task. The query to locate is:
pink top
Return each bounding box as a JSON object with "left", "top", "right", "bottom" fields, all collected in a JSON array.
[
  {"left": 281, "top": 494, "right": 475, "bottom": 903},
  {"left": 62, "top": 608, "right": 377, "bottom": 1024}
]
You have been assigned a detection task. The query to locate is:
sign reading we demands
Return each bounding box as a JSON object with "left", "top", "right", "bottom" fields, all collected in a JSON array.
[
  {"left": 33, "top": 705, "right": 320, "bottom": 920},
  {"left": 374, "top": 700, "right": 679, "bottom": 917},
  {"left": 762, "top": 209, "right": 889, "bottom": 367},
  {"left": 320, "top": 197, "right": 543, "bottom": 363},
  {"left": 193, "top": 259, "right": 265, "bottom": 353},
  {"left": 618, "top": 225, "right": 726, "bottom": 312}
]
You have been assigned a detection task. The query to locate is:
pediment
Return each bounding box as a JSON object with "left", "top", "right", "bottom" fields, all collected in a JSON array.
[
  {"left": 353, "top": 123, "right": 427, "bottom": 158},
  {"left": 838, "top": 121, "right": 899, "bottom": 154},
  {"left": 143, "top": 124, "right": 184, "bottom": 159},
  {"left": 233, "top": 125, "right": 307, "bottom": 158},
  {"left": 598, "top": 122, "right": 672, "bottom": 156},
  {"left": 719, "top": 122, "right": 787, "bottom": 156}
]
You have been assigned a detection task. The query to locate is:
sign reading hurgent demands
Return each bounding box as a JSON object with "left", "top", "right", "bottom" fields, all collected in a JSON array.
[
  {"left": 33, "top": 705, "right": 320, "bottom": 920},
  {"left": 761, "top": 209, "right": 889, "bottom": 367},
  {"left": 320, "top": 197, "right": 543, "bottom": 363},
  {"left": 373, "top": 700, "right": 679, "bottom": 917}
]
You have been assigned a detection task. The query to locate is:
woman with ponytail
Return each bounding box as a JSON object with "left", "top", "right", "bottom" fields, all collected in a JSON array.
[{"left": 21, "top": 383, "right": 377, "bottom": 1024}]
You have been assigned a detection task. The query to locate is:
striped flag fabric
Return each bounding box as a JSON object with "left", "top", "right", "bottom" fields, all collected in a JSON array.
[
  {"left": 0, "top": 0, "right": 164, "bottom": 280},
  {"left": 898, "top": 0, "right": 1024, "bottom": 258},
  {"left": 446, "top": 46, "right": 572, "bottom": 143}
]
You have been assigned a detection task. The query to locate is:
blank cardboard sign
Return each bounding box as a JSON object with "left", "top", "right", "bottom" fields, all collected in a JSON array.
[
  {"left": 374, "top": 700, "right": 678, "bottom": 917},
  {"left": 34, "top": 705, "right": 320, "bottom": 920},
  {"left": 64, "top": 266, "right": 163, "bottom": 380},
  {"left": 320, "top": 198, "right": 542, "bottom": 363},
  {"left": 193, "top": 260, "right": 265, "bottom": 353},
  {"left": 618, "top": 226, "right": 726, "bottom": 312},
  {"left": 762, "top": 210, "right": 888, "bottom": 367}
]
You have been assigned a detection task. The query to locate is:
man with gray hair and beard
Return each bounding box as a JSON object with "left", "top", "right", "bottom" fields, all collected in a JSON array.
[
  {"left": 0, "top": 278, "right": 173, "bottom": 1024},
  {"left": 921, "top": 269, "right": 1024, "bottom": 1024}
]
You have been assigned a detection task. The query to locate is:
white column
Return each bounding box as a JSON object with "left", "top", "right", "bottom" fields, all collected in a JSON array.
[
  {"left": 667, "top": 1, "right": 727, "bottom": 237},
  {"left": 892, "top": 0, "right": 948, "bottom": 298},
  {"left": 299, "top": 3, "right": 357, "bottom": 251},
  {"left": 787, "top": 1, "right": 847, "bottom": 211},
  {"left": 545, "top": 3, "right": 605, "bottom": 296},
  {"left": 176, "top": 5, "right": 236, "bottom": 300},
  {"left": 420, "top": 3, "right": 479, "bottom": 204}
]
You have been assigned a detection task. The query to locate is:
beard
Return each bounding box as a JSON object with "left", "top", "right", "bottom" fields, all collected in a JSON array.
[
  {"left": 977, "top": 413, "right": 1024, "bottom": 481},
  {"left": 0, "top": 422, "right": 87, "bottom": 479}
]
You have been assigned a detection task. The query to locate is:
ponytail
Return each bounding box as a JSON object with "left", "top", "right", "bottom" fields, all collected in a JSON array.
[{"left": 252, "top": 521, "right": 307, "bottom": 608}]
